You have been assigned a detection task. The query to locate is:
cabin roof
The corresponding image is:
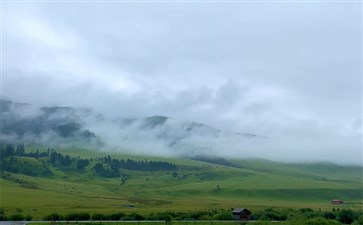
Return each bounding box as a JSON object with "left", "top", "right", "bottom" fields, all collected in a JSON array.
[{"left": 232, "top": 208, "right": 250, "bottom": 213}]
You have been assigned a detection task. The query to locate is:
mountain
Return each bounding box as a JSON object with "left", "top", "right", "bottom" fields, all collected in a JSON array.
[
  {"left": 0, "top": 99, "right": 257, "bottom": 157},
  {"left": 0, "top": 99, "right": 99, "bottom": 146}
]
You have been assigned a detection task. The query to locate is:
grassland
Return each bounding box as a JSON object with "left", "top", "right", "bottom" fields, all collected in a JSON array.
[{"left": 0, "top": 147, "right": 362, "bottom": 220}]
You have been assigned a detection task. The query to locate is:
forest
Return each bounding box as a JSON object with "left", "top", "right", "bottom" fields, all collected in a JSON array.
[{"left": 0, "top": 144, "right": 177, "bottom": 178}]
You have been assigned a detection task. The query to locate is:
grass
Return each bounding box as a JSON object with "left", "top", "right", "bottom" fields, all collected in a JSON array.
[{"left": 1, "top": 148, "right": 362, "bottom": 220}]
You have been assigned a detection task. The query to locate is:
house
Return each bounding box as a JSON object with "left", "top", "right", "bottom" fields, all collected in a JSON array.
[
  {"left": 231, "top": 208, "right": 251, "bottom": 221},
  {"left": 331, "top": 199, "right": 344, "bottom": 205}
]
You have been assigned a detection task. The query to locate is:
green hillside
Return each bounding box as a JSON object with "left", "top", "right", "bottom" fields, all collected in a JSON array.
[{"left": 0, "top": 145, "right": 362, "bottom": 220}]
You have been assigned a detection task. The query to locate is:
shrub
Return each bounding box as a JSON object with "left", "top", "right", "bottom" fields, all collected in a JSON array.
[
  {"left": 109, "top": 212, "right": 125, "bottom": 220},
  {"left": 129, "top": 213, "right": 144, "bottom": 221},
  {"left": 300, "top": 208, "right": 314, "bottom": 219},
  {"left": 323, "top": 212, "right": 337, "bottom": 220},
  {"left": 352, "top": 215, "right": 363, "bottom": 225},
  {"left": 259, "top": 208, "right": 287, "bottom": 221},
  {"left": 24, "top": 215, "right": 32, "bottom": 221},
  {"left": 78, "top": 212, "right": 91, "bottom": 220},
  {"left": 0, "top": 208, "right": 7, "bottom": 221},
  {"left": 251, "top": 221, "right": 272, "bottom": 225},
  {"left": 92, "top": 213, "right": 106, "bottom": 220},
  {"left": 43, "top": 213, "right": 63, "bottom": 221},
  {"left": 65, "top": 213, "right": 79, "bottom": 221},
  {"left": 213, "top": 210, "right": 233, "bottom": 220},
  {"left": 121, "top": 215, "right": 134, "bottom": 221},
  {"left": 306, "top": 217, "right": 341, "bottom": 225},
  {"left": 338, "top": 209, "right": 357, "bottom": 224},
  {"left": 9, "top": 214, "right": 24, "bottom": 221},
  {"left": 145, "top": 213, "right": 160, "bottom": 220},
  {"left": 198, "top": 215, "right": 212, "bottom": 220}
]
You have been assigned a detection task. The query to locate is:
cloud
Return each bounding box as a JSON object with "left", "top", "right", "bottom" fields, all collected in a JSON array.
[{"left": 2, "top": 2, "right": 361, "bottom": 164}]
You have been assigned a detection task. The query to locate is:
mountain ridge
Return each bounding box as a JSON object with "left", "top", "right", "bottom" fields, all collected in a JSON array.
[{"left": 0, "top": 99, "right": 257, "bottom": 157}]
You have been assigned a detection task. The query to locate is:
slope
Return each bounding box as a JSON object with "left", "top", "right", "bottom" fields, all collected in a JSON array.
[{"left": 0, "top": 147, "right": 361, "bottom": 220}]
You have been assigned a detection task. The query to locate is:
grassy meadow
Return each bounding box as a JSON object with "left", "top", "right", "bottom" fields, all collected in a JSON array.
[{"left": 0, "top": 147, "right": 362, "bottom": 220}]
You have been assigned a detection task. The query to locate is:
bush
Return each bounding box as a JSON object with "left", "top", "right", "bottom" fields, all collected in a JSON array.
[
  {"left": 213, "top": 210, "right": 233, "bottom": 220},
  {"left": 259, "top": 208, "right": 287, "bottom": 221},
  {"left": 188, "top": 211, "right": 205, "bottom": 220},
  {"left": 306, "top": 217, "right": 341, "bottom": 225},
  {"left": 78, "top": 212, "right": 91, "bottom": 220},
  {"left": 0, "top": 208, "right": 7, "bottom": 221},
  {"left": 198, "top": 215, "right": 212, "bottom": 220},
  {"left": 121, "top": 215, "right": 134, "bottom": 221},
  {"left": 43, "top": 213, "right": 63, "bottom": 221},
  {"left": 24, "top": 215, "right": 32, "bottom": 221},
  {"left": 352, "top": 215, "right": 363, "bottom": 225},
  {"left": 129, "top": 213, "right": 144, "bottom": 221},
  {"left": 65, "top": 213, "right": 79, "bottom": 221},
  {"left": 9, "top": 214, "right": 24, "bottom": 221},
  {"left": 109, "top": 212, "right": 125, "bottom": 220},
  {"left": 92, "top": 213, "right": 107, "bottom": 220},
  {"left": 338, "top": 209, "right": 357, "bottom": 224},
  {"left": 300, "top": 208, "right": 314, "bottom": 219},
  {"left": 251, "top": 221, "right": 272, "bottom": 225},
  {"left": 145, "top": 213, "right": 160, "bottom": 220},
  {"left": 323, "top": 212, "right": 337, "bottom": 220}
]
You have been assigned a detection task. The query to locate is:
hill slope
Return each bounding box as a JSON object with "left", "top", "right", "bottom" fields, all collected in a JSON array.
[
  {"left": 0, "top": 99, "right": 256, "bottom": 157},
  {"left": 0, "top": 146, "right": 361, "bottom": 220}
]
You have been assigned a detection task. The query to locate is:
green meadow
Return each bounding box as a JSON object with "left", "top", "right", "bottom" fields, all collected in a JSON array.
[{"left": 0, "top": 147, "right": 362, "bottom": 220}]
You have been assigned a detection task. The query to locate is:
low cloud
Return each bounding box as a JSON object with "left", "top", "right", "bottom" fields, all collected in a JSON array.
[{"left": 2, "top": 2, "right": 361, "bottom": 165}]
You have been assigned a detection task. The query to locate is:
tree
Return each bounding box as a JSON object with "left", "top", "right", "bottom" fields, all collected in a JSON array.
[
  {"left": 0, "top": 208, "right": 7, "bottom": 221},
  {"left": 15, "top": 144, "right": 25, "bottom": 155},
  {"left": 213, "top": 210, "right": 233, "bottom": 220},
  {"left": 352, "top": 215, "right": 363, "bottom": 225},
  {"left": 4, "top": 144, "right": 15, "bottom": 157},
  {"left": 338, "top": 209, "right": 356, "bottom": 224},
  {"left": 323, "top": 212, "right": 336, "bottom": 220},
  {"left": 76, "top": 159, "right": 89, "bottom": 171},
  {"left": 9, "top": 214, "right": 24, "bottom": 221},
  {"left": 92, "top": 213, "right": 106, "bottom": 220},
  {"left": 63, "top": 155, "right": 72, "bottom": 166}
]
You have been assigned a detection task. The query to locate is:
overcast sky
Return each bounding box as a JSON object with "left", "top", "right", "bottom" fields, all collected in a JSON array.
[{"left": 2, "top": 1, "right": 362, "bottom": 164}]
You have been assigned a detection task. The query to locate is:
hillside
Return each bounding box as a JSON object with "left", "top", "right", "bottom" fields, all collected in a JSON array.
[
  {"left": 0, "top": 99, "right": 256, "bottom": 157},
  {"left": 0, "top": 145, "right": 362, "bottom": 220}
]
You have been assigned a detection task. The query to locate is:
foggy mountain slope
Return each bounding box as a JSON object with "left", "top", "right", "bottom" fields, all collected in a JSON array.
[
  {"left": 0, "top": 99, "right": 100, "bottom": 146},
  {"left": 109, "top": 115, "right": 257, "bottom": 156},
  {"left": 0, "top": 99, "right": 257, "bottom": 157}
]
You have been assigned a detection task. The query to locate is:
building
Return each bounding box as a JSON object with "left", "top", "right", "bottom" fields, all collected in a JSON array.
[
  {"left": 331, "top": 199, "right": 344, "bottom": 205},
  {"left": 231, "top": 208, "right": 251, "bottom": 221}
]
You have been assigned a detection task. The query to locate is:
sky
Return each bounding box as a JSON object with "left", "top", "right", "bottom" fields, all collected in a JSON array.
[{"left": 1, "top": 1, "right": 362, "bottom": 164}]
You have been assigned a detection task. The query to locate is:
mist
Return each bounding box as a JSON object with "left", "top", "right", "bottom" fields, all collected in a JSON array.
[
  {"left": 0, "top": 98, "right": 360, "bottom": 165},
  {"left": 1, "top": 2, "right": 361, "bottom": 165}
]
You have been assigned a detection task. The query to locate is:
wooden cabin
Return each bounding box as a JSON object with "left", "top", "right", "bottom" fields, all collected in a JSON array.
[
  {"left": 231, "top": 208, "right": 251, "bottom": 221},
  {"left": 331, "top": 199, "right": 344, "bottom": 205}
]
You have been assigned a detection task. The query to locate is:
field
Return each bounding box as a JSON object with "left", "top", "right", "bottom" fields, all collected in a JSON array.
[{"left": 0, "top": 147, "right": 362, "bottom": 220}]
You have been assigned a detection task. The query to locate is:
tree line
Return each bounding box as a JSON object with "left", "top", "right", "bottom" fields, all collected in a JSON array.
[
  {"left": 1, "top": 208, "right": 362, "bottom": 224},
  {"left": 92, "top": 155, "right": 177, "bottom": 177},
  {"left": 0, "top": 144, "right": 177, "bottom": 178}
]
